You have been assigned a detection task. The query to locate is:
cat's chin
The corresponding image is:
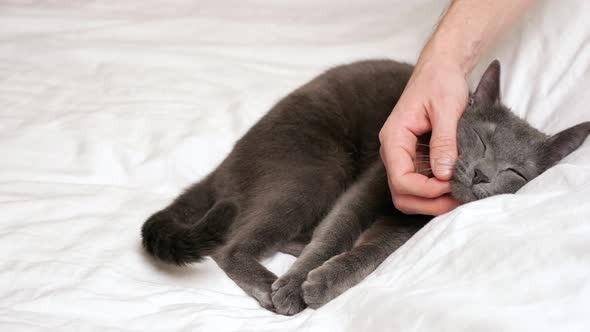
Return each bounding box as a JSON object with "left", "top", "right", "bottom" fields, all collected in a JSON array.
[{"left": 450, "top": 179, "right": 478, "bottom": 204}]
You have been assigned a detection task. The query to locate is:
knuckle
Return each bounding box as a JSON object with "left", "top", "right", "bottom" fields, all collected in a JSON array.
[
  {"left": 393, "top": 197, "right": 412, "bottom": 214},
  {"left": 378, "top": 121, "right": 394, "bottom": 143},
  {"left": 391, "top": 180, "right": 406, "bottom": 195},
  {"left": 378, "top": 130, "right": 386, "bottom": 144},
  {"left": 440, "top": 95, "right": 466, "bottom": 113},
  {"left": 392, "top": 196, "right": 403, "bottom": 210}
]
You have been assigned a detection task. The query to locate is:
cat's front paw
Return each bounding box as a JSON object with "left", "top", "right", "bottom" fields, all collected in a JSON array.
[
  {"left": 302, "top": 256, "right": 348, "bottom": 309},
  {"left": 252, "top": 285, "right": 276, "bottom": 312},
  {"left": 271, "top": 274, "right": 306, "bottom": 316}
]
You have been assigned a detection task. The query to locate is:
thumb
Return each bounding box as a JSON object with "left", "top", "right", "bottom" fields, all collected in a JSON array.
[{"left": 429, "top": 110, "right": 460, "bottom": 181}]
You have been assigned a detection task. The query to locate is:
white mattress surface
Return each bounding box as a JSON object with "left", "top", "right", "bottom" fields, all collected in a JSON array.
[{"left": 2, "top": 1, "right": 590, "bottom": 331}]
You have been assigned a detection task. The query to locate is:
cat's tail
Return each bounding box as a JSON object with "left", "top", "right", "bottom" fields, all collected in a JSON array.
[{"left": 141, "top": 199, "right": 238, "bottom": 265}]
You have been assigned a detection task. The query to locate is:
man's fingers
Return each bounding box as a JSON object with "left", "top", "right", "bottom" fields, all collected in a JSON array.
[
  {"left": 428, "top": 96, "right": 464, "bottom": 181},
  {"left": 389, "top": 172, "right": 451, "bottom": 198},
  {"left": 392, "top": 193, "right": 460, "bottom": 216},
  {"left": 381, "top": 129, "right": 451, "bottom": 198},
  {"left": 383, "top": 145, "right": 451, "bottom": 198}
]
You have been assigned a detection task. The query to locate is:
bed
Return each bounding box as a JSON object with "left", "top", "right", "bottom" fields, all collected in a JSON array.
[{"left": 2, "top": 0, "right": 590, "bottom": 331}]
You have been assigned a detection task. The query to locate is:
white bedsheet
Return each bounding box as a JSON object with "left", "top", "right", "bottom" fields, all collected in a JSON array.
[{"left": 2, "top": 0, "right": 590, "bottom": 331}]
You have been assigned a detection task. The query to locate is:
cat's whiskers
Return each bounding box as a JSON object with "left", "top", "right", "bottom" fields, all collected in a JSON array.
[
  {"left": 415, "top": 159, "right": 455, "bottom": 166},
  {"left": 413, "top": 144, "right": 457, "bottom": 161}
]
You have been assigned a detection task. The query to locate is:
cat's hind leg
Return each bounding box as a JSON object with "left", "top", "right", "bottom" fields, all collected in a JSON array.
[
  {"left": 212, "top": 194, "right": 321, "bottom": 312},
  {"left": 142, "top": 176, "right": 233, "bottom": 264},
  {"left": 142, "top": 200, "right": 237, "bottom": 264}
]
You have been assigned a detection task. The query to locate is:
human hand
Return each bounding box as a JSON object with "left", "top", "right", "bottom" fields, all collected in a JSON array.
[{"left": 379, "top": 60, "right": 468, "bottom": 215}]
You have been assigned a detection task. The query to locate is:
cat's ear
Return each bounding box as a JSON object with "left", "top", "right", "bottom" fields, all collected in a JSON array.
[
  {"left": 473, "top": 60, "right": 501, "bottom": 106},
  {"left": 545, "top": 122, "right": 590, "bottom": 167}
]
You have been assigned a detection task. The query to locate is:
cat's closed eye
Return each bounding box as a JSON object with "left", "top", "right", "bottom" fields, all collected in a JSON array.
[
  {"left": 473, "top": 129, "right": 486, "bottom": 154},
  {"left": 504, "top": 168, "right": 527, "bottom": 181}
]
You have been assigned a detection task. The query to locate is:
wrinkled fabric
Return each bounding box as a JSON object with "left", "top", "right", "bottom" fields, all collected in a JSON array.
[{"left": 1, "top": 1, "right": 590, "bottom": 331}]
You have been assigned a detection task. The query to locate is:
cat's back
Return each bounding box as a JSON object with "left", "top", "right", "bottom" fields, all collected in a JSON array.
[
  {"left": 316, "top": 59, "right": 413, "bottom": 89},
  {"left": 238, "top": 59, "right": 413, "bottom": 150},
  {"left": 294, "top": 59, "right": 413, "bottom": 119},
  {"left": 218, "top": 60, "right": 413, "bottom": 191}
]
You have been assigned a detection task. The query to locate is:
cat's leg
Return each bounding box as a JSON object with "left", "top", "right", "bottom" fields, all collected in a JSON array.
[
  {"left": 302, "top": 215, "right": 428, "bottom": 308},
  {"left": 212, "top": 196, "right": 320, "bottom": 312},
  {"left": 280, "top": 231, "right": 312, "bottom": 257},
  {"left": 272, "top": 161, "right": 389, "bottom": 315},
  {"left": 280, "top": 242, "right": 306, "bottom": 257}
]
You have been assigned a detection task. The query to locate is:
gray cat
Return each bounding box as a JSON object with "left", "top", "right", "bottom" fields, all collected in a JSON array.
[{"left": 141, "top": 60, "right": 590, "bottom": 316}]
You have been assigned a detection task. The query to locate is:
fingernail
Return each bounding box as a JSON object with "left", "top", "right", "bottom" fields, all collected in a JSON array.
[{"left": 436, "top": 158, "right": 453, "bottom": 176}]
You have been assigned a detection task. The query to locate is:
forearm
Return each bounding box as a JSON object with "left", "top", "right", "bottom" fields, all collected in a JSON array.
[{"left": 420, "top": 0, "right": 535, "bottom": 76}]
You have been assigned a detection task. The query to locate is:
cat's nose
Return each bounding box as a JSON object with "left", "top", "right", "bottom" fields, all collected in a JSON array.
[{"left": 472, "top": 168, "right": 489, "bottom": 185}]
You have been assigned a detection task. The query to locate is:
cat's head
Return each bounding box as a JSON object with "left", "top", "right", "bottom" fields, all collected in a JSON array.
[{"left": 450, "top": 60, "right": 590, "bottom": 203}]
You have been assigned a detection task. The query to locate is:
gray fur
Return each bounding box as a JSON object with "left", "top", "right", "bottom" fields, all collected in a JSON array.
[{"left": 141, "top": 59, "right": 590, "bottom": 315}]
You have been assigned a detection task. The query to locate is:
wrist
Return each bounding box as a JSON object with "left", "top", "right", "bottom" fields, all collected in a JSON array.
[
  {"left": 418, "top": 35, "right": 477, "bottom": 79},
  {"left": 413, "top": 50, "right": 468, "bottom": 84}
]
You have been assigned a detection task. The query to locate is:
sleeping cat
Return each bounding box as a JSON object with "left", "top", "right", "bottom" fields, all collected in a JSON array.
[{"left": 141, "top": 60, "right": 590, "bottom": 316}]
